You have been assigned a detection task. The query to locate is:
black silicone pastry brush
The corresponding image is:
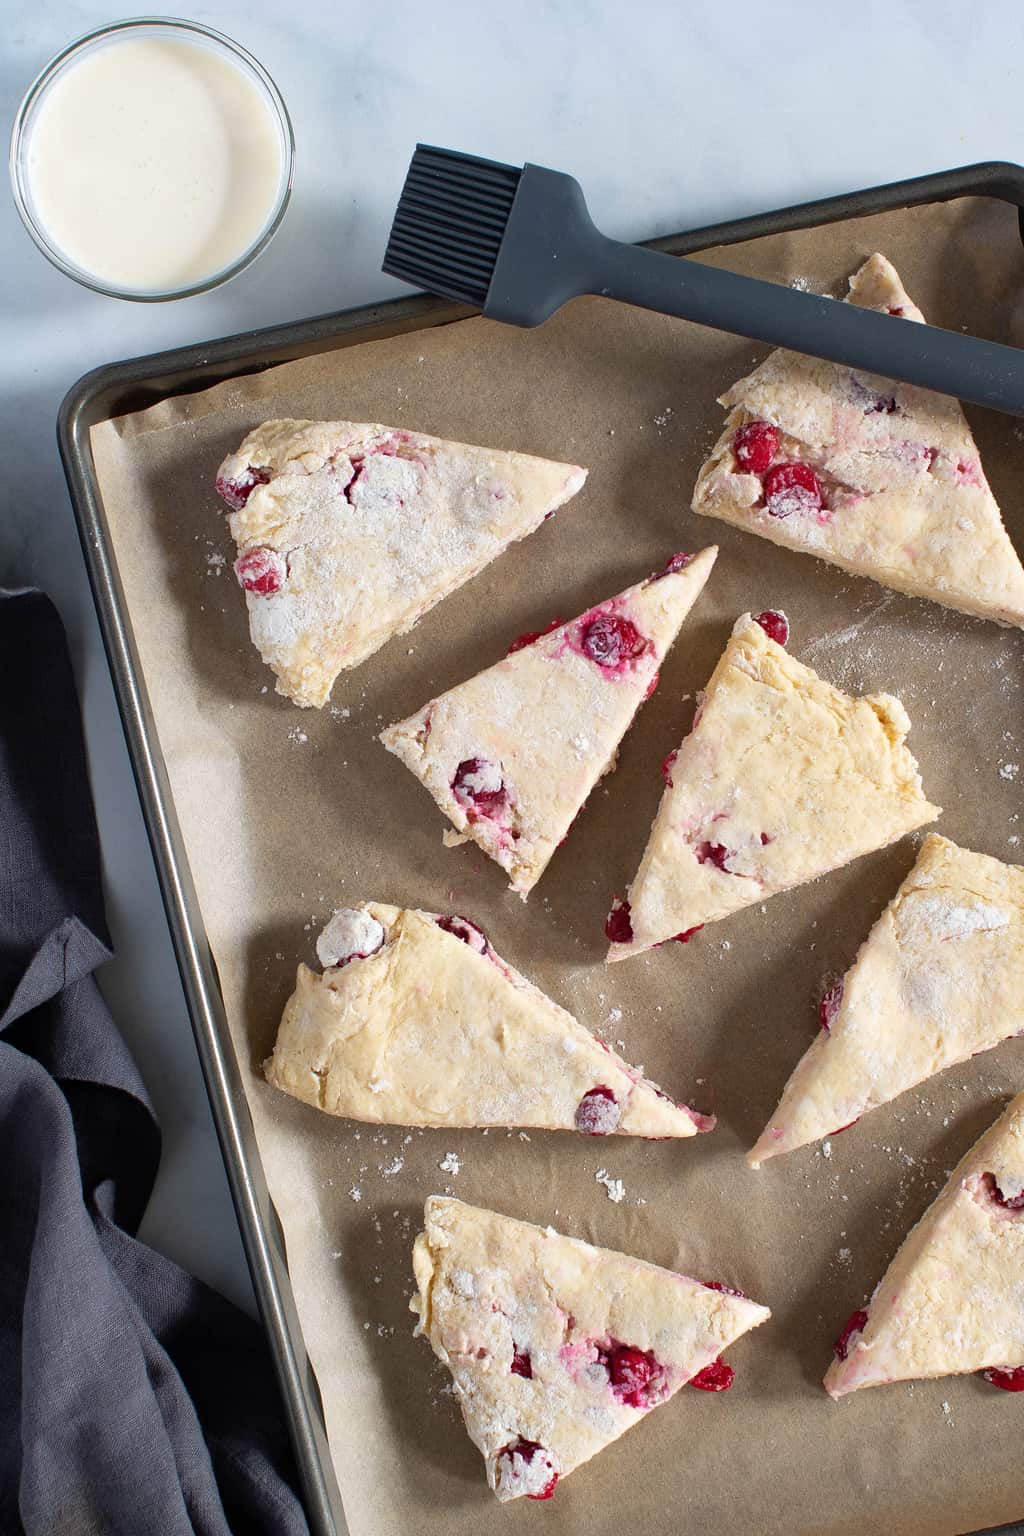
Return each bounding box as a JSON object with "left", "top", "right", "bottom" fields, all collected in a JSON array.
[{"left": 383, "top": 144, "right": 1024, "bottom": 416}]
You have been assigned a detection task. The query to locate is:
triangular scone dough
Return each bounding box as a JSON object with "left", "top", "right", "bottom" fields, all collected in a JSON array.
[
  {"left": 411, "top": 1196, "right": 770, "bottom": 1501},
  {"left": 824, "top": 1093, "right": 1024, "bottom": 1397},
  {"left": 380, "top": 549, "right": 717, "bottom": 896},
  {"left": 265, "top": 903, "right": 710, "bottom": 1136},
  {"left": 606, "top": 614, "right": 939, "bottom": 961},
  {"left": 216, "top": 419, "right": 587, "bottom": 707},
  {"left": 750, "top": 835, "right": 1024, "bottom": 1168},
  {"left": 692, "top": 254, "right": 1024, "bottom": 628}
]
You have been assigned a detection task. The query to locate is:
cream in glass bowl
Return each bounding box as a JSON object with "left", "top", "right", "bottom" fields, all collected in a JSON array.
[{"left": 10, "top": 17, "right": 295, "bottom": 300}]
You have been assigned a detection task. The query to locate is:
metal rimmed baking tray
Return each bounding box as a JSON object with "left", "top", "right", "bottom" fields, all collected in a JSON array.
[{"left": 59, "top": 163, "right": 1024, "bottom": 1536}]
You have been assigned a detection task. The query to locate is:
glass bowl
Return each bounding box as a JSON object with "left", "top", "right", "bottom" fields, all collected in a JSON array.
[{"left": 9, "top": 16, "right": 295, "bottom": 301}]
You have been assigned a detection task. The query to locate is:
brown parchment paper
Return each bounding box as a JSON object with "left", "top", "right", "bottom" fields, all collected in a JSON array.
[{"left": 90, "top": 197, "right": 1024, "bottom": 1536}]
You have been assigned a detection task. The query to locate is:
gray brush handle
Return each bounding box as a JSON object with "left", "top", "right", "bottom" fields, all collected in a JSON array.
[
  {"left": 595, "top": 239, "right": 1024, "bottom": 412},
  {"left": 488, "top": 164, "right": 1024, "bottom": 416}
]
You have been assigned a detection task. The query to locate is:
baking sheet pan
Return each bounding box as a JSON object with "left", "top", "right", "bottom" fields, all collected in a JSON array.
[{"left": 61, "top": 165, "right": 1024, "bottom": 1536}]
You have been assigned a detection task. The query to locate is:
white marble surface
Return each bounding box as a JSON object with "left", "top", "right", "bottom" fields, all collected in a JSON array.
[{"left": 3, "top": 1, "right": 1023, "bottom": 1317}]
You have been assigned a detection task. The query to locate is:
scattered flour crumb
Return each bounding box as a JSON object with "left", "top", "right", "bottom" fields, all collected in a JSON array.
[
  {"left": 379, "top": 1157, "right": 404, "bottom": 1177},
  {"left": 288, "top": 726, "right": 308, "bottom": 745},
  {"left": 595, "top": 1168, "right": 625, "bottom": 1203},
  {"left": 348, "top": 1185, "right": 362, "bottom": 1203},
  {"left": 999, "top": 762, "right": 1019, "bottom": 781},
  {"left": 608, "top": 1007, "right": 622, "bottom": 1024},
  {"left": 206, "top": 552, "right": 226, "bottom": 575},
  {"left": 439, "top": 1151, "right": 461, "bottom": 1176},
  {"left": 330, "top": 705, "right": 351, "bottom": 720},
  {"left": 822, "top": 1140, "right": 832, "bottom": 1159}
]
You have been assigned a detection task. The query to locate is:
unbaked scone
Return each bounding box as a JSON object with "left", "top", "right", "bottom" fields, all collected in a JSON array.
[
  {"left": 692, "top": 254, "right": 1024, "bottom": 628},
  {"left": 750, "top": 835, "right": 1024, "bottom": 1168},
  {"left": 411, "top": 1196, "right": 770, "bottom": 1501},
  {"left": 264, "top": 904, "right": 711, "bottom": 1136},
  {"left": 380, "top": 549, "right": 717, "bottom": 897},
  {"left": 606, "top": 612, "right": 939, "bottom": 961},
  {"left": 824, "top": 1092, "right": 1024, "bottom": 1398},
  {"left": 216, "top": 419, "right": 587, "bottom": 707}
]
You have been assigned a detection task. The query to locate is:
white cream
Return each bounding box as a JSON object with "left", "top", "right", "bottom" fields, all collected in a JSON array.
[{"left": 25, "top": 35, "right": 285, "bottom": 293}]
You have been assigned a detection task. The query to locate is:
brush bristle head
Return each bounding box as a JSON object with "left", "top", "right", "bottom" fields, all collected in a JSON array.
[{"left": 382, "top": 144, "right": 522, "bottom": 305}]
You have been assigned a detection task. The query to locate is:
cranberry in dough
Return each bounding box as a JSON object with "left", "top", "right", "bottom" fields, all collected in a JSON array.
[
  {"left": 216, "top": 418, "right": 587, "bottom": 707},
  {"left": 411, "top": 1197, "right": 770, "bottom": 1501},
  {"left": 825, "top": 1093, "right": 1024, "bottom": 1397},
  {"left": 606, "top": 613, "right": 939, "bottom": 961},
  {"left": 750, "top": 835, "right": 1024, "bottom": 1168},
  {"left": 264, "top": 904, "right": 711, "bottom": 1137},
  {"left": 693, "top": 254, "right": 1024, "bottom": 628},
  {"left": 380, "top": 548, "right": 717, "bottom": 896}
]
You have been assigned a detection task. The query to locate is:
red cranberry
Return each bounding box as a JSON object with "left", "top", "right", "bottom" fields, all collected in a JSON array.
[
  {"left": 234, "top": 546, "right": 287, "bottom": 596},
  {"left": 581, "top": 614, "right": 647, "bottom": 668},
  {"left": 981, "top": 1172, "right": 1024, "bottom": 1211},
  {"left": 754, "top": 609, "right": 789, "bottom": 646},
  {"left": 734, "top": 420, "right": 780, "bottom": 474},
  {"left": 511, "top": 1347, "right": 533, "bottom": 1378},
  {"left": 451, "top": 758, "right": 508, "bottom": 819},
  {"left": 496, "top": 1439, "right": 558, "bottom": 1500},
  {"left": 216, "top": 464, "right": 271, "bottom": 510},
  {"left": 435, "top": 915, "right": 488, "bottom": 953},
  {"left": 703, "top": 1280, "right": 749, "bottom": 1299},
  {"left": 607, "top": 1345, "right": 659, "bottom": 1407},
  {"left": 983, "top": 1366, "right": 1024, "bottom": 1391},
  {"left": 695, "top": 841, "right": 733, "bottom": 872},
  {"left": 887, "top": 306, "right": 905, "bottom": 317},
  {"left": 340, "top": 453, "right": 366, "bottom": 504},
  {"left": 605, "top": 899, "right": 634, "bottom": 944},
  {"left": 649, "top": 551, "right": 696, "bottom": 581},
  {"left": 833, "top": 1308, "right": 868, "bottom": 1361},
  {"left": 819, "top": 978, "right": 844, "bottom": 1033},
  {"left": 506, "top": 616, "right": 563, "bottom": 655},
  {"left": 832, "top": 1118, "right": 860, "bottom": 1135},
  {"left": 763, "top": 462, "right": 824, "bottom": 519},
  {"left": 661, "top": 749, "right": 678, "bottom": 787},
  {"left": 575, "top": 1086, "right": 621, "bottom": 1135},
  {"left": 671, "top": 925, "right": 704, "bottom": 944},
  {"left": 690, "top": 1358, "right": 735, "bottom": 1392}
]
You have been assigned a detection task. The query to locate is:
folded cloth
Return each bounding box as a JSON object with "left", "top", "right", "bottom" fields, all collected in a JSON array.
[{"left": 0, "top": 590, "right": 308, "bottom": 1536}]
